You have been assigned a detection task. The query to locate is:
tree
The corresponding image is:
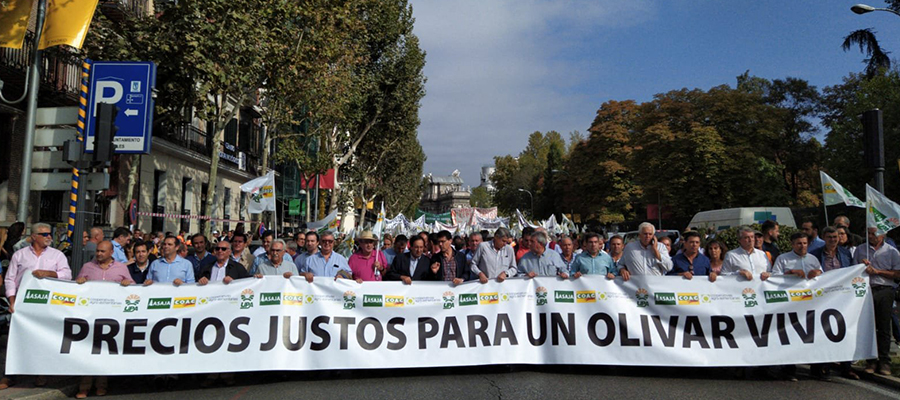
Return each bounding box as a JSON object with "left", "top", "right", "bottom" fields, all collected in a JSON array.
[
  {"left": 842, "top": 1, "right": 900, "bottom": 77},
  {"left": 470, "top": 186, "right": 493, "bottom": 208},
  {"left": 490, "top": 131, "right": 564, "bottom": 217}
]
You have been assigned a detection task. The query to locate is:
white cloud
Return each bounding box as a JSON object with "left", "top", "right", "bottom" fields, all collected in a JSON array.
[{"left": 411, "top": 0, "right": 657, "bottom": 187}]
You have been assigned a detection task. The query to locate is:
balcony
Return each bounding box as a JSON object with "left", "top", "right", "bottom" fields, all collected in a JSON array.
[
  {"left": 99, "top": 0, "right": 151, "bottom": 22},
  {"left": 0, "top": 32, "right": 82, "bottom": 107},
  {"left": 155, "top": 123, "right": 211, "bottom": 156}
]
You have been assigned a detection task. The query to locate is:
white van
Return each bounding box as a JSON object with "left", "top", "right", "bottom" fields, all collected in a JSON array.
[{"left": 687, "top": 207, "right": 796, "bottom": 232}]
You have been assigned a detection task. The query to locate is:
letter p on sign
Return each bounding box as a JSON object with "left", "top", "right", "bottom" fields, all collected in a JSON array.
[{"left": 94, "top": 81, "right": 123, "bottom": 116}]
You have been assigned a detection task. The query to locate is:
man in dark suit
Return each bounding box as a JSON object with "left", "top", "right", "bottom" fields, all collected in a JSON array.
[
  {"left": 197, "top": 240, "right": 251, "bottom": 285},
  {"left": 386, "top": 236, "right": 436, "bottom": 283},
  {"left": 430, "top": 230, "right": 471, "bottom": 285}
]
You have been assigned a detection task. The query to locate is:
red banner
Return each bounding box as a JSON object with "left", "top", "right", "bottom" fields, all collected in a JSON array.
[{"left": 301, "top": 169, "right": 335, "bottom": 189}]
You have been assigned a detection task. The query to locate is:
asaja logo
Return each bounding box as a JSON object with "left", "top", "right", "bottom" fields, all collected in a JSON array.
[
  {"left": 851, "top": 277, "right": 867, "bottom": 298},
  {"left": 635, "top": 288, "right": 649, "bottom": 308},
  {"left": 259, "top": 292, "right": 281, "bottom": 306},
  {"left": 742, "top": 288, "right": 758, "bottom": 308},
  {"left": 147, "top": 297, "right": 172, "bottom": 310},
  {"left": 764, "top": 290, "right": 789, "bottom": 303},
  {"left": 459, "top": 293, "right": 478, "bottom": 306},
  {"left": 124, "top": 294, "right": 140, "bottom": 313},
  {"left": 284, "top": 293, "right": 304, "bottom": 306},
  {"left": 240, "top": 289, "right": 254, "bottom": 310},
  {"left": 654, "top": 292, "right": 676, "bottom": 306},
  {"left": 385, "top": 295, "right": 405, "bottom": 307},
  {"left": 50, "top": 292, "right": 76, "bottom": 306},
  {"left": 363, "top": 294, "right": 383, "bottom": 307},
  {"left": 789, "top": 289, "right": 813, "bottom": 301},
  {"left": 173, "top": 297, "right": 197, "bottom": 308},
  {"left": 443, "top": 292, "right": 455, "bottom": 309},
  {"left": 535, "top": 287, "right": 548, "bottom": 306},
  {"left": 343, "top": 291, "right": 357, "bottom": 310},
  {"left": 554, "top": 290, "right": 574, "bottom": 303},
  {"left": 576, "top": 291, "right": 596, "bottom": 303},
  {"left": 23, "top": 289, "right": 50, "bottom": 304},
  {"left": 479, "top": 292, "right": 499, "bottom": 305},
  {"left": 677, "top": 293, "right": 700, "bottom": 305}
]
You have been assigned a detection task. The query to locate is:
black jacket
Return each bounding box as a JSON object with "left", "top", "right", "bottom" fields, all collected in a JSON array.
[
  {"left": 199, "top": 259, "right": 252, "bottom": 281},
  {"left": 430, "top": 250, "right": 472, "bottom": 281},
  {"left": 385, "top": 253, "right": 436, "bottom": 281}
]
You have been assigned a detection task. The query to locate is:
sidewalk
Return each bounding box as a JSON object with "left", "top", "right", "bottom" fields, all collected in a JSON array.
[{"left": 0, "top": 333, "right": 76, "bottom": 400}]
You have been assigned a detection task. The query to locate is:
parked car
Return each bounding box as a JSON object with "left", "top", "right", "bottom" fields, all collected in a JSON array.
[{"left": 687, "top": 207, "right": 796, "bottom": 232}]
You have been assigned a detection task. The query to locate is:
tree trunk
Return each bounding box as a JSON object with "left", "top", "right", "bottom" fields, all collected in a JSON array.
[
  {"left": 123, "top": 154, "right": 140, "bottom": 222},
  {"left": 204, "top": 122, "right": 224, "bottom": 238}
]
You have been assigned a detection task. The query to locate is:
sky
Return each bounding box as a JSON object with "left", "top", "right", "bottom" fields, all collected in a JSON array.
[{"left": 410, "top": 0, "right": 900, "bottom": 187}]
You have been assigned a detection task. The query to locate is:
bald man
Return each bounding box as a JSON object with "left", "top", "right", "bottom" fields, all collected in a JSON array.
[
  {"left": 83, "top": 227, "right": 105, "bottom": 262},
  {"left": 77, "top": 241, "right": 133, "bottom": 285}
]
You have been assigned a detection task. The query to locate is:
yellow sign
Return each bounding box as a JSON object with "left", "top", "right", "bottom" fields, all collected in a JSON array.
[
  {"left": 50, "top": 292, "right": 76, "bottom": 306},
  {"left": 788, "top": 290, "right": 813, "bottom": 301},
  {"left": 173, "top": 297, "right": 197, "bottom": 308},
  {"left": 677, "top": 293, "right": 700, "bottom": 305},
  {"left": 39, "top": 0, "right": 100, "bottom": 50},
  {"left": 385, "top": 295, "right": 405, "bottom": 307},
  {"left": 0, "top": 0, "right": 34, "bottom": 49},
  {"left": 575, "top": 291, "right": 597, "bottom": 303},
  {"left": 479, "top": 292, "right": 499, "bottom": 305},
  {"left": 283, "top": 292, "right": 304, "bottom": 306}
]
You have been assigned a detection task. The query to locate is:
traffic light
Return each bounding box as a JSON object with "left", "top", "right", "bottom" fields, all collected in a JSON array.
[
  {"left": 94, "top": 103, "right": 118, "bottom": 162},
  {"left": 861, "top": 109, "right": 884, "bottom": 169}
]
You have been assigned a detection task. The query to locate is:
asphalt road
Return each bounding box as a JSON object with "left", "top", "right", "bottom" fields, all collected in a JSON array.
[{"left": 90, "top": 365, "right": 900, "bottom": 400}]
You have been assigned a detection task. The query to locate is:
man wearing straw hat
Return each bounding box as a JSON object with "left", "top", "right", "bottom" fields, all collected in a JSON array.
[{"left": 349, "top": 231, "right": 389, "bottom": 282}]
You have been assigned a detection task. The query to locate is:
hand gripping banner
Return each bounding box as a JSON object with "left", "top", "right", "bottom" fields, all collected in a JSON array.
[{"left": 7, "top": 266, "right": 875, "bottom": 375}]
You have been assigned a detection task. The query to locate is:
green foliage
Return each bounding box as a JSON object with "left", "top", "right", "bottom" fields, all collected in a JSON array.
[
  {"left": 713, "top": 223, "right": 800, "bottom": 255},
  {"left": 490, "top": 131, "right": 566, "bottom": 217},
  {"left": 470, "top": 186, "right": 493, "bottom": 208}
]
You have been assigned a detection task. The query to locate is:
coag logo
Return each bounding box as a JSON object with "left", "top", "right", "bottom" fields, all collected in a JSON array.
[
  {"left": 764, "top": 290, "right": 789, "bottom": 303},
  {"left": 654, "top": 292, "right": 676, "bottom": 306},
  {"left": 147, "top": 298, "right": 172, "bottom": 310},
  {"left": 284, "top": 293, "right": 304, "bottom": 306},
  {"left": 124, "top": 294, "right": 141, "bottom": 312},
  {"left": 677, "top": 293, "right": 700, "bottom": 305},
  {"left": 742, "top": 288, "right": 758, "bottom": 308},
  {"left": 50, "top": 292, "right": 76, "bottom": 306},
  {"left": 173, "top": 297, "right": 197, "bottom": 308},
  {"left": 459, "top": 293, "right": 478, "bottom": 306},
  {"left": 535, "top": 287, "right": 548, "bottom": 306},
  {"left": 788, "top": 289, "right": 812, "bottom": 301},
  {"left": 554, "top": 291, "right": 574, "bottom": 303},
  {"left": 363, "top": 294, "right": 383, "bottom": 307},
  {"left": 259, "top": 292, "right": 281, "bottom": 306},
  {"left": 343, "top": 291, "right": 357, "bottom": 310},
  {"left": 240, "top": 289, "right": 254, "bottom": 310},
  {"left": 576, "top": 291, "right": 596, "bottom": 303},
  {"left": 442, "top": 292, "right": 455, "bottom": 309},
  {"left": 23, "top": 289, "right": 50, "bottom": 304},
  {"left": 385, "top": 296, "right": 405, "bottom": 307},
  {"left": 479, "top": 292, "right": 499, "bottom": 305},
  {"left": 635, "top": 288, "right": 649, "bottom": 308}
]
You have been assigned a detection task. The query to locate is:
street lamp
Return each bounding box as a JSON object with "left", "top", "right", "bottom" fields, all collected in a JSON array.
[
  {"left": 851, "top": 3, "right": 900, "bottom": 17},
  {"left": 517, "top": 188, "right": 534, "bottom": 218}
]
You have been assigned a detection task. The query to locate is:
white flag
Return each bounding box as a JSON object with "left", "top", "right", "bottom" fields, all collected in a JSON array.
[
  {"left": 240, "top": 171, "right": 276, "bottom": 213},
  {"left": 866, "top": 184, "right": 900, "bottom": 235},
  {"left": 372, "top": 203, "right": 386, "bottom": 239},
  {"left": 820, "top": 171, "right": 865, "bottom": 208},
  {"left": 516, "top": 209, "right": 539, "bottom": 229},
  {"left": 308, "top": 210, "right": 339, "bottom": 232}
]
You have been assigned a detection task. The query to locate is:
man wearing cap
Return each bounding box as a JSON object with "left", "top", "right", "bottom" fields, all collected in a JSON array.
[{"left": 349, "top": 231, "right": 389, "bottom": 282}]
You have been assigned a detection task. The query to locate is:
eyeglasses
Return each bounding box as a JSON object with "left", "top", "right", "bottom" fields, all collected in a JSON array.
[
  {"left": 321, "top": 240, "right": 335, "bottom": 244},
  {"left": 270, "top": 249, "right": 284, "bottom": 252},
  {"left": 36, "top": 232, "right": 52, "bottom": 237},
  {"left": 215, "top": 247, "right": 230, "bottom": 251}
]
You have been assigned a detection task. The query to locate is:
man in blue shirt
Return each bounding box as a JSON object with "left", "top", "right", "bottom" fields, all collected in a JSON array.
[
  {"left": 187, "top": 234, "right": 216, "bottom": 277},
  {"left": 571, "top": 232, "right": 616, "bottom": 279},
  {"left": 299, "top": 231, "right": 352, "bottom": 282},
  {"left": 802, "top": 221, "right": 826, "bottom": 253},
  {"left": 668, "top": 231, "right": 712, "bottom": 281},
  {"left": 144, "top": 236, "right": 195, "bottom": 286},
  {"left": 111, "top": 227, "right": 132, "bottom": 264},
  {"left": 383, "top": 235, "right": 408, "bottom": 265}
]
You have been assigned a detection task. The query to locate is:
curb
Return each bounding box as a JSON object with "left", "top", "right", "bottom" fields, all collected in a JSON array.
[{"left": 852, "top": 366, "right": 900, "bottom": 391}]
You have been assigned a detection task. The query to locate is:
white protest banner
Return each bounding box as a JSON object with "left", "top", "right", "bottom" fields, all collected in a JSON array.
[
  {"left": 240, "top": 171, "right": 276, "bottom": 213},
  {"left": 820, "top": 171, "right": 865, "bottom": 208},
  {"left": 866, "top": 184, "right": 900, "bottom": 235},
  {"left": 7, "top": 266, "right": 874, "bottom": 375}
]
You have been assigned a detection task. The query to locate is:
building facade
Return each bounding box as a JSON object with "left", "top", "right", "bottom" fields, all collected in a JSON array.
[{"left": 419, "top": 170, "right": 471, "bottom": 214}]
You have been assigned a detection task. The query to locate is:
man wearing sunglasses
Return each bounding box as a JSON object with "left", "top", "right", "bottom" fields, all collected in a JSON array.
[
  {"left": 197, "top": 240, "right": 250, "bottom": 285},
  {"left": 300, "top": 231, "right": 352, "bottom": 282},
  {"left": 252, "top": 239, "right": 298, "bottom": 278},
  {"left": 4, "top": 223, "right": 72, "bottom": 314}
]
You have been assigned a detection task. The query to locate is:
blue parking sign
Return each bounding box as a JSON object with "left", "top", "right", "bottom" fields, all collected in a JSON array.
[{"left": 84, "top": 61, "right": 157, "bottom": 154}]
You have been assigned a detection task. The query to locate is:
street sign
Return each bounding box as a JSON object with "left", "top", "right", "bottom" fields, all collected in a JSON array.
[
  {"left": 30, "top": 172, "right": 109, "bottom": 191},
  {"left": 84, "top": 61, "right": 156, "bottom": 154}
]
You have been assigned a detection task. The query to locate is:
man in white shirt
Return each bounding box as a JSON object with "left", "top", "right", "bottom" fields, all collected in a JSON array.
[
  {"left": 471, "top": 228, "right": 518, "bottom": 283},
  {"left": 722, "top": 227, "right": 771, "bottom": 281},
  {"left": 772, "top": 232, "right": 822, "bottom": 279},
  {"left": 618, "top": 222, "right": 672, "bottom": 280}
]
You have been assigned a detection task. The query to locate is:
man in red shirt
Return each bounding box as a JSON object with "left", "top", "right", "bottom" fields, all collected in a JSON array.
[{"left": 348, "top": 231, "right": 388, "bottom": 282}]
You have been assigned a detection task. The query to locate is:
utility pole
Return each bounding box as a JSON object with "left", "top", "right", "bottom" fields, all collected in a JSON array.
[{"left": 16, "top": 0, "right": 47, "bottom": 222}]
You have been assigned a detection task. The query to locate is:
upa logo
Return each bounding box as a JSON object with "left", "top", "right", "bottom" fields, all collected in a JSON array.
[
  {"left": 442, "top": 292, "right": 455, "bottom": 309},
  {"left": 479, "top": 292, "right": 499, "bottom": 305},
  {"left": 742, "top": 288, "right": 758, "bottom": 308},
  {"left": 554, "top": 290, "right": 574, "bottom": 303},
  {"left": 50, "top": 292, "right": 76, "bottom": 306},
  {"left": 259, "top": 292, "right": 281, "bottom": 306},
  {"left": 635, "top": 288, "right": 649, "bottom": 308},
  {"left": 173, "top": 297, "right": 197, "bottom": 308},
  {"left": 124, "top": 294, "right": 141, "bottom": 312},
  {"left": 385, "top": 296, "right": 405, "bottom": 307},
  {"left": 343, "top": 291, "right": 357, "bottom": 310},
  {"left": 284, "top": 293, "right": 304, "bottom": 306},
  {"left": 677, "top": 293, "right": 700, "bottom": 305},
  {"left": 459, "top": 293, "right": 478, "bottom": 306},
  {"left": 789, "top": 289, "right": 813, "bottom": 301},
  {"left": 535, "top": 287, "right": 548, "bottom": 306},
  {"left": 23, "top": 289, "right": 50, "bottom": 304},
  {"left": 576, "top": 291, "right": 597, "bottom": 303},
  {"left": 240, "top": 289, "right": 254, "bottom": 310},
  {"left": 654, "top": 292, "right": 676, "bottom": 306},
  {"left": 764, "top": 290, "right": 789, "bottom": 303},
  {"left": 851, "top": 277, "right": 867, "bottom": 298},
  {"left": 147, "top": 297, "right": 172, "bottom": 310},
  {"left": 363, "top": 294, "right": 383, "bottom": 307}
]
